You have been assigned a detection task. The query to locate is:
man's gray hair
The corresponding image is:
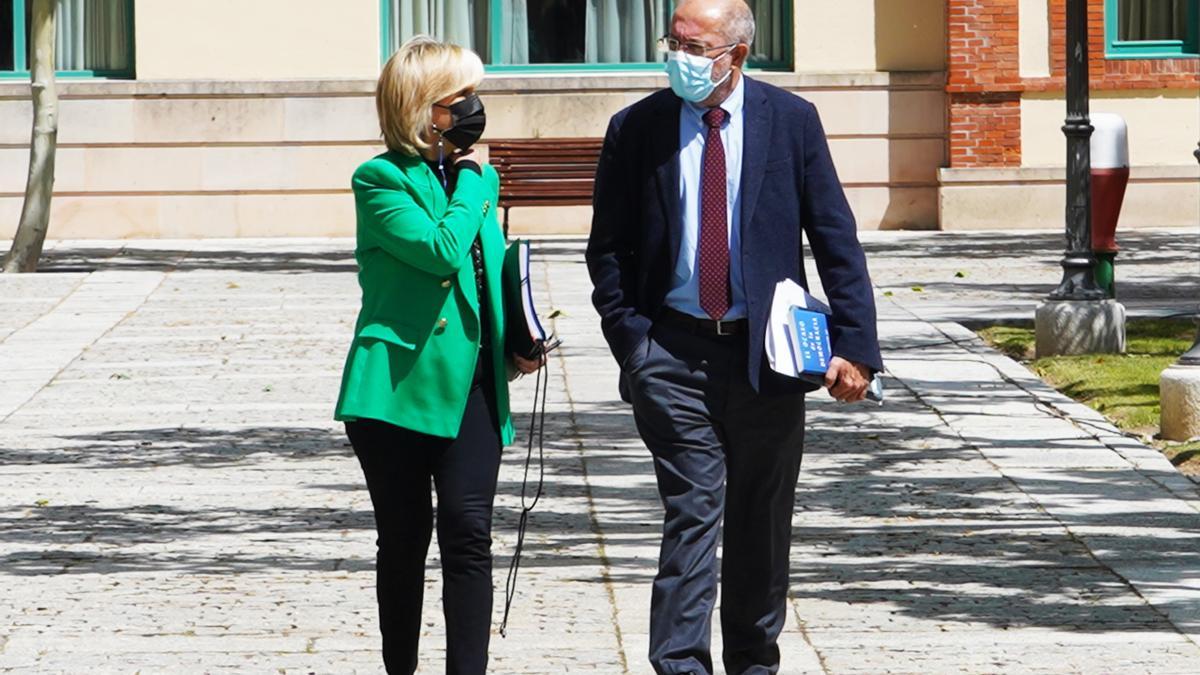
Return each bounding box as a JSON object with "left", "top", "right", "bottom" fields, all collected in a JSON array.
[{"left": 726, "top": 1, "right": 756, "bottom": 46}]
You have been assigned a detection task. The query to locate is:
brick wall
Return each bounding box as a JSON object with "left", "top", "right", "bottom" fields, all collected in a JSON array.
[
  {"left": 947, "top": 0, "right": 1023, "bottom": 167},
  {"left": 949, "top": 93, "right": 1022, "bottom": 167},
  {"left": 947, "top": 0, "right": 1200, "bottom": 168},
  {"left": 1027, "top": 0, "right": 1200, "bottom": 91}
]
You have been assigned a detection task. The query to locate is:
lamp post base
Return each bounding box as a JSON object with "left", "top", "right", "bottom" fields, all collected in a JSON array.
[
  {"left": 1161, "top": 364, "right": 1200, "bottom": 442},
  {"left": 1035, "top": 299, "right": 1126, "bottom": 358}
]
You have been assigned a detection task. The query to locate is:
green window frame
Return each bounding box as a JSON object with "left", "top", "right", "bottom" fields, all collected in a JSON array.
[
  {"left": 1104, "top": 0, "right": 1200, "bottom": 59},
  {"left": 0, "top": 0, "right": 135, "bottom": 79},
  {"left": 380, "top": 0, "right": 792, "bottom": 72}
]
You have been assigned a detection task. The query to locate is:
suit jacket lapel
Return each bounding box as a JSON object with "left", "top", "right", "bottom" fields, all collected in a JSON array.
[
  {"left": 739, "top": 77, "right": 772, "bottom": 237},
  {"left": 652, "top": 95, "right": 684, "bottom": 270},
  {"left": 479, "top": 200, "right": 503, "bottom": 321},
  {"left": 393, "top": 154, "right": 475, "bottom": 312},
  {"left": 388, "top": 151, "right": 448, "bottom": 218}
]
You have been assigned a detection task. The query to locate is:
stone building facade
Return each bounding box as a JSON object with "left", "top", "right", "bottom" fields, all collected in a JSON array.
[{"left": 0, "top": 0, "right": 1193, "bottom": 238}]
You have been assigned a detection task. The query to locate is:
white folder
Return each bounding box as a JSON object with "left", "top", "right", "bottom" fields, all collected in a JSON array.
[
  {"left": 765, "top": 279, "right": 830, "bottom": 378},
  {"left": 765, "top": 278, "right": 884, "bottom": 403}
]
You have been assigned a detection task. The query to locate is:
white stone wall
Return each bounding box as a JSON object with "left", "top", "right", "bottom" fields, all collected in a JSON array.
[
  {"left": 1022, "top": 92, "right": 1200, "bottom": 168},
  {"left": 0, "top": 72, "right": 946, "bottom": 238},
  {"left": 133, "top": 0, "right": 381, "bottom": 80},
  {"left": 938, "top": 166, "right": 1200, "bottom": 230}
]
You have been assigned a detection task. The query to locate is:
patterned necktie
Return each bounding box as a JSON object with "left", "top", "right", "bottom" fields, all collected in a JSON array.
[{"left": 698, "top": 107, "right": 730, "bottom": 321}]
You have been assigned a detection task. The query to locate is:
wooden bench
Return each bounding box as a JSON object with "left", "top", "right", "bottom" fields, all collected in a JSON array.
[{"left": 489, "top": 138, "right": 603, "bottom": 233}]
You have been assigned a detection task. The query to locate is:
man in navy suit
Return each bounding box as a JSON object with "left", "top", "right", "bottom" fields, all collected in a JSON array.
[{"left": 585, "top": 0, "right": 883, "bottom": 672}]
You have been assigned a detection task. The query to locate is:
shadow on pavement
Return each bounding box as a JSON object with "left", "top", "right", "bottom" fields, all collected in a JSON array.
[
  {"left": 4, "top": 426, "right": 354, "bottom": 468},
  {"left": 37, "top": 247, "right": 357, "bottom": 274},
  {"left": 2, "top": 378, "right": 1197, "bottom": 635},
  {"left": 860, "top": 230, "right": 1200, "bottom": 268}
]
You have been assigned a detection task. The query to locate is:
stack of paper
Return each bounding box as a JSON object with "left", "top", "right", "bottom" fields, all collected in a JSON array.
[
  {"left": 765, "top": 279, "right": 883, "bottom": 403},
  {"left": 503, "top": 239, "right": 559, "bottom": 361}
]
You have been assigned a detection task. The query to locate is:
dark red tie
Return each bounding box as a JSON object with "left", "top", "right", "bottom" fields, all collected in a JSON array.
[{"left": 699, "top": 107, "right": 730, "bottom": 321}]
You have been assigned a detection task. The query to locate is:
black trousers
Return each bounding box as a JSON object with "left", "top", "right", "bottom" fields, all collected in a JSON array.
[
  {"left": 345, "top": 384, "right": 502, "bottom": 675},
  {"left": 624, "top": 320, "right": 807, "bottom": 675}
]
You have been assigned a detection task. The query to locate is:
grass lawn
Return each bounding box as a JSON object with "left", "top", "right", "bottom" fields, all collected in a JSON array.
[{"left": 978, "top": 319, "right": 1200, "bottom": 473}]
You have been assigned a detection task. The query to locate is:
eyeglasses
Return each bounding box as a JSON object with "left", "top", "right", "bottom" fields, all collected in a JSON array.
[{"left": 656, "top": 35, "right": 738, "bottom": 58}]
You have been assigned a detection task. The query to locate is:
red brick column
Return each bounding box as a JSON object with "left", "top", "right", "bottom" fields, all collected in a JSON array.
[
  {"left": 949, "top": 93, "right": 1022, "bottom": 167},
  {"left": 947, "top": 0, "right": 1023, "bottom": 168}
]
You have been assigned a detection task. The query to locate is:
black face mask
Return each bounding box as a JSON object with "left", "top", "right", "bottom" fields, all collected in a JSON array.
[{"left": 434, "top": 93, "right": 486, "bottom": 151}]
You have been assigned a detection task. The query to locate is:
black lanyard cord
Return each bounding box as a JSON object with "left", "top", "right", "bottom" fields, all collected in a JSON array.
[{"left": 499, "top": 350, "right": 549, "bottom": 638}]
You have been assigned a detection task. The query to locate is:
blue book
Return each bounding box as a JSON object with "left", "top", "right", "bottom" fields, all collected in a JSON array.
[{"left": 785, "top": 306, "right": 834, "bottom": 386}]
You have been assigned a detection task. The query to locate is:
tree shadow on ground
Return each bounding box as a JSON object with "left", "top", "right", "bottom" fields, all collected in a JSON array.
[
  {"left": 36, "top": 247, "right": 357, "bottom": 274},
  {"left": 859, "top": 230, "right": 1200, "bottom": 268},
  {"left": 3, "top": 375, "right": 1198, "bottom": 634},
  {"left": 872, "top": 278, "right": 1200, "bottom": 303},
  {"left": 2, "top": 426, "right": 354, "bottom": 468}
]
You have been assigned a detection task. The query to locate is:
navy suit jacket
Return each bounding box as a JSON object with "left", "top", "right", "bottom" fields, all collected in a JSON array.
[{"left": 586, "top": 76, "right": 884, "bottom": 396}]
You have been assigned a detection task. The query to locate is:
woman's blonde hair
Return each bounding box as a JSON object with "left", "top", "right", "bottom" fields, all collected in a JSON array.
[{"left": 376, "top": 36, "right": 485, "bottom": 156}]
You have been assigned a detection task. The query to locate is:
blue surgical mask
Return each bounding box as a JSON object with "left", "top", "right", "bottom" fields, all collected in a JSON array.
[{"left": 665, "top": 48, "right": 734, "bottom": 103}]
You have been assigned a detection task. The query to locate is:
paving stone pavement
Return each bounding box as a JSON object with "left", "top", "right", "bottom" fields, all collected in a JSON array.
[{"left": 1, "top": 229, "right": 1199, "bottom": 674}]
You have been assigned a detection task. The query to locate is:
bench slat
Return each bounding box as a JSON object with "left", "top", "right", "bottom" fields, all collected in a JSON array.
[
  {"left": 499, "top": 170, "right": 596, "bottom": 179},
  {"left": 490, "top": 139, "right": 602, "bottom": 147},
  {"left": 497, "top": 197, "right": 596, "bottom": 207},
  {"left": 494, "top": 147, "right": 599, "bottom": 152},
  {"left": 501, "top": 178, "right": 594, "bottom": 186},
  {"left": 494, "top": 155, "right": 600, "bottom": 163},
  {"left": 500, "top": 187, "right": 592, "bottom": 193},
  {"left": 499, "top": 188, "right": 593, "bottom": 195},
  {"left": 492, "top": 144, "right": 602, "bottom": 150}
]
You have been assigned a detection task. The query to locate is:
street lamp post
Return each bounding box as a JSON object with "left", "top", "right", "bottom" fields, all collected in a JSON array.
[
  {"left": 1179, "top": 315, "right": 1200, "bottom": 367},
  {"left": 1179, "top": 141, "right": 1200, "bottom": 368},
  {"left": 1050, "top": 0, "right": 1104, "bottom": 301},
  {"left": 1158, "top": 141, "right": 1200, "bottom": 440},
  {"left": 1034, "top": 0, "right": 1126, "bottom": 357}
]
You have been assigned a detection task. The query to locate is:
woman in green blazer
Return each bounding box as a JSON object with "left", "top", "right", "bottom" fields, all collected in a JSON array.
[{"left": 334, "top": 36, "right": 541, "bottom": 675}]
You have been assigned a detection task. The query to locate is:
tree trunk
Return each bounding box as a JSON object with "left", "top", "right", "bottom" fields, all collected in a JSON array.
[{"left": 2, "top": 0, "right": 58, "bottom": 274}]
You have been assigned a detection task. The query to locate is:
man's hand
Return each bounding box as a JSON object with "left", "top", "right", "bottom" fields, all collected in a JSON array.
[
  {"left": 511, "top": 352, "right": 543, "bottom": 375},
  {"left": 824, "top": 357, "right": 872, "bottom": 403}
]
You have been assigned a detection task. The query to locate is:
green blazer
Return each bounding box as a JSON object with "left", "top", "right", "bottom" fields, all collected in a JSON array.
[{"left": 334, "top": 151, "right": 515, "bottom": 446}]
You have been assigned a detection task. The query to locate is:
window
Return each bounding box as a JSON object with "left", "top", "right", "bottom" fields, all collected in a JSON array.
[
  {"left": 1105, "top": 0, "right": 1200, "bottom": 59},
  {"left": 1, "top": 0, "right": 134, "bottom": 78},
  {"left": 381, "top": 0, "right": 791, "bottom": 71}
]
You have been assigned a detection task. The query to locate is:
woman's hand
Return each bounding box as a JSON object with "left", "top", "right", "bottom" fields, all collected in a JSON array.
[
  {"left": 511, "top": 353, "right": 543, "bottom": 375},
  {"left": 453, "top": 145, "right": 488, "bottom": 166}
]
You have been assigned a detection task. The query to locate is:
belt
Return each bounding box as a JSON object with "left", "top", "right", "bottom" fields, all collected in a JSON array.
[{"left": 659, "top": 307, "right": 747, "bottom": 337}]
